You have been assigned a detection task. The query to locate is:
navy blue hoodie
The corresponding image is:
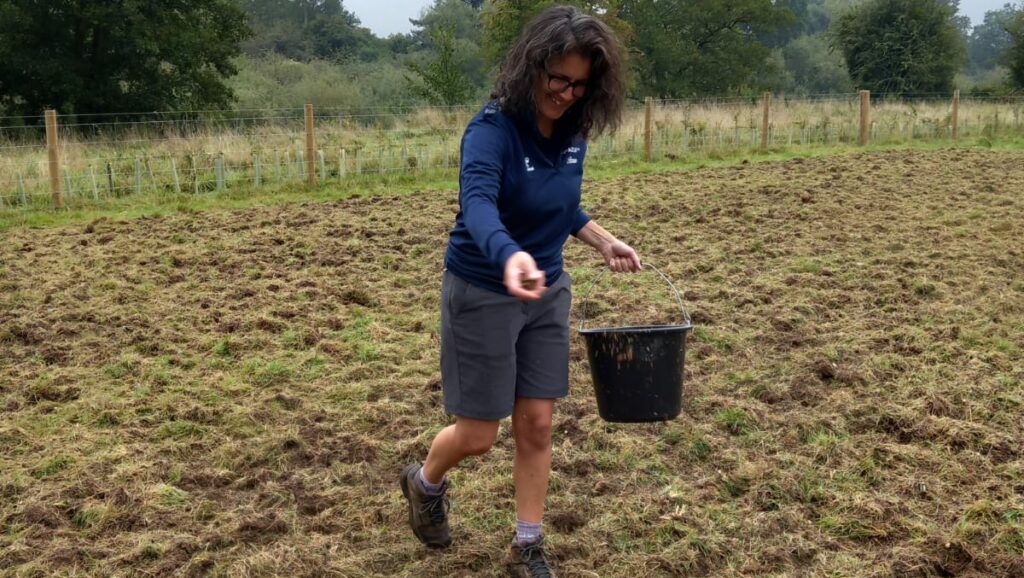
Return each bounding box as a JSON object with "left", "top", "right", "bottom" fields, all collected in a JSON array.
[{"left": 444, "top": 101, "right": 591, "bottom": 294}]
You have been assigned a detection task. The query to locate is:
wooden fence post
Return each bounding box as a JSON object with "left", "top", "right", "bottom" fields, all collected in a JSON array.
[
  {"left": 643, "top": 96, "right": 653, "bottom": 162},
  {"left": 859, "top": 90, "right": 871, "bottom": 146},
  {"left": 761, "top": 92, "right": 771, "bottom": 150},
  {"left": 171, "top": 158, "right": 181, "bottom": 193},
  {"left": 88, "top": 165, "right": 99, "bottom": 201},
  {"left": 45, "top": 110, "right": 63, "bottom": 209},
  {"left": 952, "top": 89, "right": 960, "bottom": 141},
  {"left": 305, "top": 104, "right": 316, "bottom": 186},
  {"left": 106, "top": 162, "right": 115, "bottom": 197}
]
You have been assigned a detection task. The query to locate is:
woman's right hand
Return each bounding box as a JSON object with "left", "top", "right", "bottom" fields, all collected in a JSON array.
[{"left": 504, "top": 251, "right": 546, "bottom": 301}]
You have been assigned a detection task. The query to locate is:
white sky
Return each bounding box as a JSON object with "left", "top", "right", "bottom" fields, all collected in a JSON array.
[
  {"left": 344, "top": 0, "right": 1017, "bottom": 38},
  {"left": 346, "top": 0, "right": 433, "bottom": 37},
  {"left": 961, "top": 0, "right": 1020, "bottom": 24}
]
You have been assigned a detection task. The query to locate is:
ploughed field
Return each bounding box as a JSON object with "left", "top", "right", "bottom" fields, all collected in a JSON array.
[{"left": 1, "top": 149, "right": 1022, "bottom": 577}]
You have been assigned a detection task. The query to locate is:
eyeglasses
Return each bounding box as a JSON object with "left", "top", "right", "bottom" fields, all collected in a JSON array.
[{"left": 545, "top": 70, "right": 588, "bottom": 98}]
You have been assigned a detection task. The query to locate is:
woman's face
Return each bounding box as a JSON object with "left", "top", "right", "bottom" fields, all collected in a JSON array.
[{"left": 534, "top": 52, "right": 591, "bottom": 129}]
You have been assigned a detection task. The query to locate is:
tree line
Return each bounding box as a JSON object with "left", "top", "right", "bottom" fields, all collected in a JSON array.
[{"left": 0, "top": 0, "right": 1022, "bottom": 118}]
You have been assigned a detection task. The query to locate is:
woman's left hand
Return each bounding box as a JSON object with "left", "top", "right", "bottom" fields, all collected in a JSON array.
[{"left": 601, "top": 240, "right": 642, "bottom": 273}]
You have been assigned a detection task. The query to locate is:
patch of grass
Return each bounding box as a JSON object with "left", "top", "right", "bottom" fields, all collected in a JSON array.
[
  {"left": 659, "top": 426, "right": 685, "bottom": 446},
  {"left": 791, "top": 258, "right": 823, "bottom": 274},
  {"left": 212, "top": 338, "right": 233, "bottom": 357},
  {"left": 911, "top": 279, "right": 938, "bottom": 297},
  {"left": 725, "top": 370, "right": 757, "bottom": 386},
  {"left": 686, "top": 437, "right": 713, "bottom": 461},
  {"left": 139, "top": 542, "right": 164, "bottom": 560},
  {"left": 280, "top": 330, "right": 303, "bottom": 349},
  {"left": 796, "top": 472, "right": 827, "bottom": 504},
  {"left": 242, "top": 358, "right": 295, "bottom": 387},
  {"left": 715, "top": 407, "right": 752, "bottom": 435},
  {"left": 818, "top": 512, "right": 887, "bottom": 540},
  {"left": 991, "top": 336, "right": 1019, "bottom": 355},
  {"left": 94, "top": 410, "right": 123, "bottom": 428},
  {"left": 692, "top": 326, "right": 737, "bottom": 353},
  {"left": 802, "top": 425, "right": 849, "bottom": 453},
  {"left": 72, "top": 507, "right": 107, "bottom": 530},
  {"left": 157, "top": 485, "right": 190, "bottom": 507},
  {"left": 31, "top": 455, "right": 73, "bottom": 478},
  {"left": 154, "top": 421, "right": 205, "bottom": 441},
  {"left": 104, "top": 357, "right": 141, "bottom": 379}
]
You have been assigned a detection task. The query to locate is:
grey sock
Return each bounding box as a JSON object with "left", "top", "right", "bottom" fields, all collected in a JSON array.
[
  {"left": 416, "top": 467, "right": 445, "bottom": 496},
  {"left": 515, "top": 520, "right": 543, "bottom": 546}
]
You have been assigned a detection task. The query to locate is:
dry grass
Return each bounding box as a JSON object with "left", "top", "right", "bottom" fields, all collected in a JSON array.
[
  {"left": 2, "top": 97, "right": 1022, "bottom": 209},
  {"left": 1, "top": 149, "right": 1024, "bottom": 577}
]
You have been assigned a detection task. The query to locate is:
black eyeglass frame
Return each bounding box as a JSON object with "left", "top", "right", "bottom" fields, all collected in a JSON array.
[{"left": 544, "top": 69, "right": 589, "bottom": 98}]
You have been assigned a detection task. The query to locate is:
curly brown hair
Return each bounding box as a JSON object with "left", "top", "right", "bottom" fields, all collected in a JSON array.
[{"left": 492, "top": 5, "right": 625, "bottom": 139}]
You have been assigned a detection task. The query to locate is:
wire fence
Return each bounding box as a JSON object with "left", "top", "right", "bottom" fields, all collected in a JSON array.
[{"left": 1, "top": 93, "right": 1022, "bottom": 212}]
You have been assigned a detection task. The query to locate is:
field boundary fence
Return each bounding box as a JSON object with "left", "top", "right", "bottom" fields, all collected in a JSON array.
[{"left": 1, "top": 91, "right": 1022, "bottom": 212}]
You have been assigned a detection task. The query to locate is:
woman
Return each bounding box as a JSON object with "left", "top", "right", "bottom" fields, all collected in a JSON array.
[{"left": 400, "top": 6, "right": 639, "bottom": 577}]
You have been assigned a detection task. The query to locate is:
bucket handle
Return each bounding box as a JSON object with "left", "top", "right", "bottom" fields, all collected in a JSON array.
[{"left": 578, "top": 263, "right": 691, "bottom": 331}]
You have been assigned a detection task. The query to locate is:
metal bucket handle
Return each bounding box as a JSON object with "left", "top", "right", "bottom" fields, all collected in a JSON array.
[{"left": 578, "top": 263, "right": 691, "bottom": 331}]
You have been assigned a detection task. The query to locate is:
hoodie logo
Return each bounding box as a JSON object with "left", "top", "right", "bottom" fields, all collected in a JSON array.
[
  {"left": 524, "top": 156, "right": 535, "bottom": 172},
  {"left": 563, "top": 146, "right": 580, "bottom": 165}
]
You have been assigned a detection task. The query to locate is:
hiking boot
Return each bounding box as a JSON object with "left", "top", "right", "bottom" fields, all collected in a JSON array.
[
  {"left": 508, "top": 537, "right": 557, "bottom": 578},
  {"left": 399, "top": 463, "right": 452, "bottom": 548}
]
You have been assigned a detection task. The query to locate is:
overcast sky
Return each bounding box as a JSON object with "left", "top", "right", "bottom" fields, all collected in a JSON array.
[
  {"left": 346, "top": 0, "right": 433, "bottom": 37},
  {"left": 344, "top": 0, "right": 1017, "bottom": 38},
  {"left": 961, "top": 0, "right": 1021, "bottom": 24}
]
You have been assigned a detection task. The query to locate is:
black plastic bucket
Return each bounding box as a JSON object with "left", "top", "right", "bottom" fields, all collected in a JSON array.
[{"left": 578, "top": 265, "right": 693, "bottom": 423}]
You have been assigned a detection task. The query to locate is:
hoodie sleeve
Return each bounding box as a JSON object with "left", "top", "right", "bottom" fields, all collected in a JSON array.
[
  {"left": 571, "top": 208, "right": 591, "bottom": 235},
  {"left": 459, "top": 116, "right": 522, "bottom": 270}
]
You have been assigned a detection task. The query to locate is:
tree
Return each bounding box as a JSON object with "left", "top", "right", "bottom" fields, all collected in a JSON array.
[
  {"left": 760, "top": 0, "right": 829, "bottom": 48},
  {"left": 779, "top": 35, "right": 854, "bottom": 94},
  {"left": 832, "top": 0, "right": 966, "bottom": 95},
  {"left": 405, "top": 26, "right": 475, "bottom": 105},
  {"left": 621, "top": 0, "right": 795, "bottom": 97},
  {"left": 0, "top": 0, "right": 250, "bottom": 117},
  {"left": 409, "top": 0, "right": 488, "bottom": 89},
  {"left": 240, "top": 0, "right": 381, "bottom": 62},
  {"left": 968, "top": 4, "right": 1021, "bottom": 73},
  {"left": 1009, "top": 11, "right": 1024, "bottom": 88}
]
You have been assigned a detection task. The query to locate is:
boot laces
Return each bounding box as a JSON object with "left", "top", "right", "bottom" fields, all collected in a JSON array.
[
  {"left": 519, "top": 541, "right": 553, "bottom": 578},
  {"left": 419, "top": 493, "right": 450, "bottom": 525}
]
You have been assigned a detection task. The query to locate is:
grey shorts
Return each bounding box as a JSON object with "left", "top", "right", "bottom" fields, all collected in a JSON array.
[{"left": 440, "top": 270, "right": 572, "bottom": 420}]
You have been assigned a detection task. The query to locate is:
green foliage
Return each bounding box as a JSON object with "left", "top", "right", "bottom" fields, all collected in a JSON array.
[
  {"left": 1009, "top": 11, "right": 1024, "bottom": 89},
  {"left": 406, "top": 26, "right": 475, "bottom": 105},
  {"left": 775, "top": 35, "right": 855, "bottom": 94},
  {"left": 968, "top": 4, "right": 1020, "bottom": 73},
  {"left": 0, "top": 0, "right": 250, "bottom": 116},
  {"left": 622, "top": 0, "right": 795, "bottom": 97},
  {"left": 229, "top": 54, "right": 420, "bottom": 109},
  {"left": 410, "top": 0, "right": 489, "bottom": 90},
  {"left": 413, "top": 0, "right": 484, "bottom": 46},
  {"left": 240, "top": 0, "right": 381, "bottom": 62},
  {"left": 832, "top": 0, "right": 966, "bottom": 95}
]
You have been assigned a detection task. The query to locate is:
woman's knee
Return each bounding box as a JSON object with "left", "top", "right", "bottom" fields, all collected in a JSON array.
[
  {"left": 453, "top": 419, "right": 499, "bottom": 456},
  {"left": 513, "top": 411, "right": 553, "bottom": 451}
]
